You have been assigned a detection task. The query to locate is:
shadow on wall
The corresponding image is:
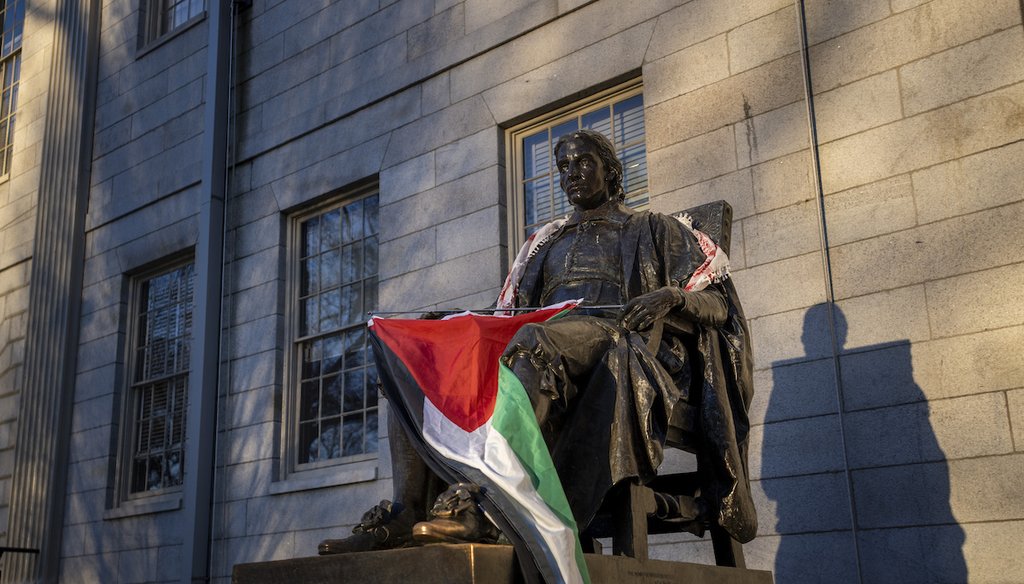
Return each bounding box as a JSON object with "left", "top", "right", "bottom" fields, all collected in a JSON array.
[{"left": 761, "top": 304, "right": 966, "bottom": 584}]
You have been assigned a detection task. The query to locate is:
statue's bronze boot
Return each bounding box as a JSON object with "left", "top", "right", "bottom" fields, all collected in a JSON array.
[
  {"left": 412, "top": 483, "right": 500, "bottom": 544},
  {"left": 318, "top": 499, "right": 416, "bottom": 555}
]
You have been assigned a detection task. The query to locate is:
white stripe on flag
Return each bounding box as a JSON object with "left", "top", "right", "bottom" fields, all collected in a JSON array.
[{"left": 422, "top": 400, "right": 584, "bottom": 584}]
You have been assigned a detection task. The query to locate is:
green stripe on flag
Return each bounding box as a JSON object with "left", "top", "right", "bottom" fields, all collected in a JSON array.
[{"left": 494, "top": 363, "right": 590, "bottom": 584}]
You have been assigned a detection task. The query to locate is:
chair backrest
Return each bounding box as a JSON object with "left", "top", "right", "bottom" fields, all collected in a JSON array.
[{"left": 677, "top": 200, "right": 733, "bottom": 256}]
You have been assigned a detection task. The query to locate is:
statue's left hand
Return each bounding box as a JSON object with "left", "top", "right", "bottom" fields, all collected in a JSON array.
[{"left": 620, "top": 287, "right": 683, "bottom": 331}]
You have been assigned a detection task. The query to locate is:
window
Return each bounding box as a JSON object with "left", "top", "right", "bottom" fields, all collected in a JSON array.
[
  {"left": 290, "top": 188, "right": 380, "bottom": 470},
  {"left": 0, "top": 0, "right": 24, "bottom": 177},
  {"left": 125, "top": 260, "right": 195, "bottom": 496},
  {"left": 506, "top": 81, "right": 648, "bottom": 249},
  {"left": 140, "top": 0, "right": 205, "bottom": 47}
]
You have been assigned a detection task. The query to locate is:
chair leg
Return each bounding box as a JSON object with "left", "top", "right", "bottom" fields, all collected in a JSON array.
[
  {"left": 710, "top": 524, "right": 745, "bottom": 568},
  {"left": 611, "top": 482, "right": 656, "bottom": 560}
]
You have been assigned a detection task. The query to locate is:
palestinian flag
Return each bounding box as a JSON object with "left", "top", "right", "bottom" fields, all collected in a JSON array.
[{"left": 368, "top": 300, "right": 590, "bottom": 584}]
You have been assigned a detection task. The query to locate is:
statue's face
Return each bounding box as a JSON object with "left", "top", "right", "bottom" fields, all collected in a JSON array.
[{"left": 556, "top": 138, "right": 611, "bottom": 211}]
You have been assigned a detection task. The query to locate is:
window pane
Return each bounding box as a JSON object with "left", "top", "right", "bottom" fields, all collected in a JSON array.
[
  {"left": 581, "top": 108, "right": 611, "bottom": 137},
  {"left": 613, "top": 94, "right": 645, "bottom": 147},
  {"left": 128, "top": 261, "right": 194, "bottom": 495},
  {"left": 522, "top": 130, "right": 549, "bottom": 180},
  {"left": 293, "top": 192, "right": 380, "bottom": 468}
]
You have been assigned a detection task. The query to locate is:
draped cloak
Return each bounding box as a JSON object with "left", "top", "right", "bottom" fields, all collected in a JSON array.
[{"left": 499, "top": 208, "right": 758, "bottom": 543}]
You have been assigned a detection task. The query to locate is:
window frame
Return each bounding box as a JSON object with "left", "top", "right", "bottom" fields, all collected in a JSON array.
[
  {"left": 504, "top": 79, "right": 648, "bottom": 256},
  {"left": 0, "top": 0, "right": 25, "bottom": 182},
  {"left": 112, "top": 255, "right": 196, "bottom": 509},
  {"left": 137, "top": 0, "right": 206, "bottom": 52},
  {"left": 282, "top": 183, "right": 382, "bottom": 481}
]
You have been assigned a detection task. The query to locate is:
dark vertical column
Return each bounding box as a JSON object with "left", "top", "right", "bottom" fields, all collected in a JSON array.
[
  {"left": 181, "top": 0, "right": 232, "bottom": 582},
  {"left": 2, "top": 0, "right": 102, "bottom": 582}
]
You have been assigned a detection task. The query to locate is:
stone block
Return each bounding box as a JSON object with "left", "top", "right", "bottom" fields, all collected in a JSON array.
[
  {"left": 912, "top": 140, "right": 1024, "bottom": 225},
  {"left": 232, "top": 247, "right": 283, "bottom": 293},
  {"left": 854, "top": 453, "right": 1024, "bottom": 529},
  {"left": 751, "top": 356, "right": 838, "bottom": 425},
  {"left": 118, "top": 546, "right": 159, "bottom": 583},
  {"left": 233, "top": 214, "right": 282, "bottom": 261},
  {"left": 435, "top": 128, "right": 499, "bottom": 186},
  {"left": 227, "top": 315, "right": 281, "bottom": 361},
  {"left": 269, "top": 135, "right": 390, "bottom": 211},
  {"left": 808, "top": 0, "right": 1020, "bottom": 92},
  {"left": 436, "top": 207, "right": 504, "bottom": 263},
  {"left": 379, "top": 228, "right": 437, "bottom": 280},
  {"left": 728, "top": 6, "right": 800, "bottom": 74},
  {"left": 648, "top": 126, "right": 738, "bottom": 192},
  {"left": 245, "top": 481, "right": 381, "bottom": 535},
  {"left": 906, "top": 326, "right": 1024, "bottom": 403},
  {"left": 730, "top": 252, "right": 826, "bottom": 319},
  {"left": 71, "top": 393, "right": 115, "bottom": 435},
  {"left": 753, "top": 472, "right": 851, "bottom": 534},
  {"left": 900, "top": 27, "right": 1024, "bottom": 116},
  {"left": 823, "top": 174, "right": 916, "bottom": 247},
  {"left": 729, "top": 219, "right": 747, "bottom": 270},
  {"left": 409, "top": 3, "right": 465, "bottom": 60},
  {"left": 224, "top": 533, "right": 297, "bottom": 573},
  {"left": 231, "top": 186, "right": 281, "bottom": 229},
  {"left": 156, "top": 544, "right": 183, "bottom": 582},
  {"left": 450, "top": 0, "right": 663, "bottom": 103},
  {"left": 835, "top": 285, "right": 930, "bottom": 350},
  {"left": 226, "top": 385, "right": 277, "bottom": 429},
  {"left": 741, "top": 531, "right": 859, "bottom": 584},
  {"left": 643, "top": 34, "right": 730, "bottom": 107},
  {"left": 735, "top": 101, "right": 809, "bottom": 169},
  {"left": 66, "top": 457, "right": 109, "bottom": 496},
  {"left": 380, "top": 167, "right": 500, "bottom": 243},
  {"left": 925, "top": 261, "right": 1024, "bottom": 339},
  {"left": 1010, "top": 389, "right": 1024, "bottom": 451},
  {"left": 421, "top": 72, "right": 450, "bottom": 116},
  {"left": 742, "top": 200, "right": 820, "bottom": 267},
  {"left": 646, "top": 0, "right": 793, "bottom": 62},
  {"left": 845, "top": 392, "right": 1013, "bottom": 469},
  {"left": 748, "top": 306, "right": 833, "bottom": 366},
  {"left": 814, "top": 71, "right": 902, "bottom": 145},
  {"left": 751, "top": 149, "right": 814, "bottom": 214},
  {"left": 78, "top": 303, "right": 121, "bottom": 345},
  {"left": 820, "top": 79, "right": 1024, "bottom": 192},
  {"left": 750, "top": 414, "right": 846, "bottom": 478},
  {"left": 380, "top": 152, "right": 436, "bottom": 206},
  {"left": 646, "top": 53, "right": 805, "bottom": 151},
  {"left": 829, "top": 201, "right": 1024, "bottom": 299},
  {"left": 478, "top": 20, "right": 654, "bottom": 124},
  {"left": 223, "top": 460, "right": 274, "bottom": 502},
  {"left": 649, "top": 168, "right": 755, "bottom": 224},
  {"left": 465, "top": 0, "right": 534, "bottom": 33},
  {"left": 75, "top": 333, "right": 120, "bottom": 376},
  {"left": 226, "top": 421, "right": 277, "bottom": 466},
  {"left": 802, "top": 0, "right": 891, "bottom": 45},
  {"left": 229, "top": 350, "right": 281, "bottom": 396},
  {"left": 73, "top": 364, "right": 118, "bottom": 404},
  {"left": 383, "top": 97, "right": 494, "bottom": 167},
  {"left": 379, "top": 247, "right": 504, "bottom": 312},
  {"left": 68, "top": 425, "right": 112, "bottom": 465},
  {"left": 857, "top": 524, "right": 970, "bottom": 584}
]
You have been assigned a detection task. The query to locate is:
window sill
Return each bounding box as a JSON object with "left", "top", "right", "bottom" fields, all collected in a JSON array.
[
  {"left": 270, "top": 459, "right": 378, "bottom": 496},
  {"left": 104, "top": 492, "right": 182, "bottom": 520}
]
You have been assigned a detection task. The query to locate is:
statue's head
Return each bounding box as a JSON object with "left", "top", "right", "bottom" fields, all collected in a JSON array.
[{"left": 554, "top": 129, "right": 625, "bottom": 210}]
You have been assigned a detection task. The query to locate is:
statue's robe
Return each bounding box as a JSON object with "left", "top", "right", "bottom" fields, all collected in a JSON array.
[{"left": 498, "top": 202, "right": 757, "bottom": 542}]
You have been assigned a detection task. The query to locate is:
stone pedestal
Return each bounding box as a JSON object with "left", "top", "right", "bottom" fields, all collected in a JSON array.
[{"left": 232, "top": 544, "right": 774, "bottom": 584}]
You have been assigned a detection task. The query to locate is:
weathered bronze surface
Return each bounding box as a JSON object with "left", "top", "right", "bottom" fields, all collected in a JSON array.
[{"left": 238, "top": 544, "right": 773, "bottom": 584}]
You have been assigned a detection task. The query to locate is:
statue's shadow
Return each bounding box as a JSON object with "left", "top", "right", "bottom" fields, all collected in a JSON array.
[{"left": 761, "top": 304, "right": 966, "bottom": 583}]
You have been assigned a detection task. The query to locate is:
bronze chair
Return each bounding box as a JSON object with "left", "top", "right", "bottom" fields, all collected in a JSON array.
[{"left": 582, "top": 200, "right": 746, "bottom": 568}]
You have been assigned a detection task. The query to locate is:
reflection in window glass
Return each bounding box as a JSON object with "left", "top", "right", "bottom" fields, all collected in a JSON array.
[
  {"left": 296, "top": 193, "right": 379, "bottom": 466},
  {"left": 128, "top": 262, "right": 194, "bottom": 494}
]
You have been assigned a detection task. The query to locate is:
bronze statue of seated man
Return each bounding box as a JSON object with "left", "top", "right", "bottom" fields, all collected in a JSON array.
[{"left": 319, "top": 129, "right": 755, "bottom": 556}]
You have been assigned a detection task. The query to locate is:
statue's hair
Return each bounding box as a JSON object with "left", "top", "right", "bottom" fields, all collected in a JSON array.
[{"left": 554, "top": 129, "right": 625, "bottom": 202}]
